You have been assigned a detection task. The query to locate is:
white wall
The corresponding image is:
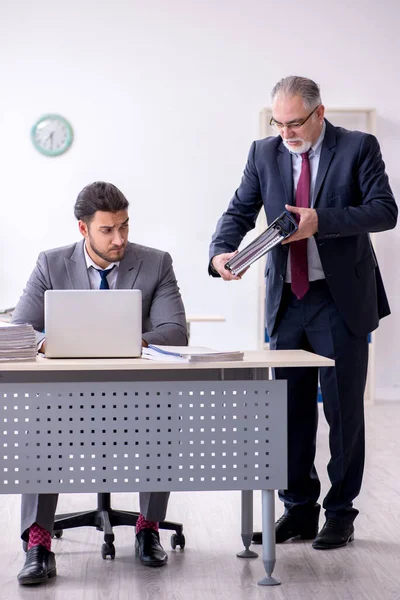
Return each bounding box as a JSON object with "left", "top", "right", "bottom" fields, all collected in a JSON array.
[{"left": 1, "top": 0, "right": 399, "bottom": 399}]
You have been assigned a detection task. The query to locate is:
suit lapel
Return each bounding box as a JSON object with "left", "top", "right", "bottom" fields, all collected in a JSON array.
[
  {"left": 313, "top": 120, "right": 337, "bottom": 207},
  {"left": 277, "top": 141, "right": 293, "bottom": 206},
  {"left": 64, "top": 240, "right": 91, "bottom": 289},
  {"left": 115, "top": 243, "right": 142, "bottom": 289}
]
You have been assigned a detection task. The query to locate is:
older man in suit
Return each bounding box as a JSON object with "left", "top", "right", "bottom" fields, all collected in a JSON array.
[
  {"left": 12, "top": 181, "right": 187, "bottom": 584},
  {"left": 210, "top": 76, "right": 397, "bottom": 550}
]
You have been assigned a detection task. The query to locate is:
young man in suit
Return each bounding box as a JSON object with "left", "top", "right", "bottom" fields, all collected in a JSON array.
[
  {"left": 209, "top": 76, "right": 397, "bottom": 550},
  {"left": 12, "top": 181, "right": 188, "bottom": 584}
]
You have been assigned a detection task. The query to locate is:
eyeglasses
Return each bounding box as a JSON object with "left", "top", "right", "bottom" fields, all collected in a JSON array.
[{"left": 269, "top": 105, "right": 320, "bottom": 131}]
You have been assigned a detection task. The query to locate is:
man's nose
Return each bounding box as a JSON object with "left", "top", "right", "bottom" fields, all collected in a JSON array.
[
  {"left": 111, "top": 231, "right": 124, "bottom": 246},
  {"left": 282, "top": 126, "right": 295, "bottom": 137}
]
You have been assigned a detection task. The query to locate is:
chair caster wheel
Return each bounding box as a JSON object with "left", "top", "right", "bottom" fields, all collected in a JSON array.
[
  {"left": 101, "top": 542, "right": 115, "bottom": 559},
  {"left": 171, "top": 533, "right": 185, "bottom": 549},
  {"left": 52, "top": 530, "right": 63, "bottom": 539}
]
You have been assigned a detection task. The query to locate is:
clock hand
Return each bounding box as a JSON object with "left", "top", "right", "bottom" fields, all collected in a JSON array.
[{"left": 44, "top": 132, "right": 54, "bottom": 148}]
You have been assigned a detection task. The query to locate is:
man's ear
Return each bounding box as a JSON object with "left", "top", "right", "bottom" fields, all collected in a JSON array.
[
  {"left": 78, "top": 220, "right": 88, "bottom": 238},
  {"left": 317, "top": 104, "right": 325, "bottom": 123}
]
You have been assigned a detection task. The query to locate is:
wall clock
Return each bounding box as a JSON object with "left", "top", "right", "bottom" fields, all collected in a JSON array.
[{"left": 31, "top": 114, "right": 73, "bottom": 157}]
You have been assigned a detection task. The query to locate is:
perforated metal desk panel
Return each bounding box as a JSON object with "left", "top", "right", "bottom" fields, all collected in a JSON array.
[{"left": 1, "top": 379, "right": 287, "bottom": 495}]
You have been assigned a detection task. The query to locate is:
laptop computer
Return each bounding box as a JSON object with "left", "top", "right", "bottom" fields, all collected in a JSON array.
[{"left": 44, "top": 290, "right": 142, "bottom": 358}]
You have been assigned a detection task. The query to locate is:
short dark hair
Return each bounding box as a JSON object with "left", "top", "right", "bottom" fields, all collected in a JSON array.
[{"left": 74, "top": 181, "right": 129, "bottom": 223}]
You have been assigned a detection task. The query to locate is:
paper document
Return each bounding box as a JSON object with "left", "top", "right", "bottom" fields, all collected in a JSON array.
[
  {"left": 142, "top": 345, "right": 244, "bottom": 363},
  {"left": 0, "top": 321, "right": 37, "bottom": 362},
  {"left": 224, "top": 210, "right": 298, "bottom": 277}
]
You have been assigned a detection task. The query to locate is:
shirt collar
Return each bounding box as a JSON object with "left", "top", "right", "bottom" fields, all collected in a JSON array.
[{"left": 83, "top": 243, "right": 120, "bottom": 271}]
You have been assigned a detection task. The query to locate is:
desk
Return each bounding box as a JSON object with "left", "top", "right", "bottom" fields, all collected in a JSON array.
[
  {"left": 0, "top": 310, "right": 13, "bottom": 323},
  {"left": 0, "top": 350, "right": 333, "bottom": 586}
]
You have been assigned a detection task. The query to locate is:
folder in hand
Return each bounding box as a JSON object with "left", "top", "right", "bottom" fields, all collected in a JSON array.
[{"left": 224, "top": 210, "right": 298, "bottom": 277}]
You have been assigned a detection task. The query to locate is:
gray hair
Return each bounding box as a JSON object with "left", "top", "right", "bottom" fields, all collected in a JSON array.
[{"left": 271, "top": 76, "right": 321, "bottom": 110}]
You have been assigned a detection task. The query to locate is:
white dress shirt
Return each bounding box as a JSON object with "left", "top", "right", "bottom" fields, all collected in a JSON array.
[
  {"left": 84, "top": 245, "right": 120, "bottom": 289},
  {"left": 285, "top": 121, "right": 326, "bottom": 283}
]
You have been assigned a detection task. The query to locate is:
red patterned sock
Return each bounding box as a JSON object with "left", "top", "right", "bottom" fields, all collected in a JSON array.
[
  {"left": 28, "top": 523, "right": 52, "bottom": 551},
  {"left": 136, "top": 513, "right": 159, "bottom": 534}
]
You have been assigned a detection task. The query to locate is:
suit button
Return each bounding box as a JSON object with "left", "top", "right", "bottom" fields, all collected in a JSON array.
[{"left": 280, "top": 275, "right": 284, "bottom": 281}]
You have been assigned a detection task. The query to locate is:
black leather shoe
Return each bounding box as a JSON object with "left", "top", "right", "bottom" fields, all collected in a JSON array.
[
  {"left": 252, "top": 508, "right": 320, "bottom": 544},
  {"left": 312, "top": 518, "right": 354, "bottom": 550},
  {"left": 135, "top": 529, "right": 168, "bottom": 567},
  {"left": 17, "top": 545, "right": 57, "bottom": 585}
]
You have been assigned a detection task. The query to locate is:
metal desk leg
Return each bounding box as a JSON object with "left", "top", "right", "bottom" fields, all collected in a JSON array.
[
  {"left": 237, "top": 490, "right": 258, "bottom": 558},
  {"left": 258, "top": 490, "right": 280, "bottom": 586}
]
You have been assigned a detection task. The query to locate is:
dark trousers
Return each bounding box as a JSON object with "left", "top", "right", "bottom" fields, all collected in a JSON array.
[{"left": 269, "top": 280, "right": 368, "bottom": 520}]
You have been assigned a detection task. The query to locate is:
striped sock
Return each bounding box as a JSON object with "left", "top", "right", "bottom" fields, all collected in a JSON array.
[
  {"left": 135, "top": 513, "right": 159, "bottom": 534},
  {"left": 28, "top": 523, "right": 52, "bottom": 551}
]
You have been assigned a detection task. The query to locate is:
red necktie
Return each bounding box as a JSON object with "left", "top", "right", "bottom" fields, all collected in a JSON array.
[{"left": 290, "top": 152, "right": 310, "bottom": 299}]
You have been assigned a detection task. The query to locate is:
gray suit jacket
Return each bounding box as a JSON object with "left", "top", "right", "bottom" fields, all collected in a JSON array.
[{"left": 12, "top": 240, "right": 188, "bottom": 347}]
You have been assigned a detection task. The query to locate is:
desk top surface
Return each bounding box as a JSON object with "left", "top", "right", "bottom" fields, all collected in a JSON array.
[{"left": 0, "top": 350, "right": 334, "bottom": 372}]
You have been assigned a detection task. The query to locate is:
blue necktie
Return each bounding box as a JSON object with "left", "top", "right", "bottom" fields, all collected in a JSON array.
[{"left": 94, "top": 266, "right": 115, "bottom": 289}]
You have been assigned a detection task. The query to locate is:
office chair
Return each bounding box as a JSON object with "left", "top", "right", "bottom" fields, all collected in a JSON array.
[{"left": 52, "top": 493, "right": 185, "bottom": 559}]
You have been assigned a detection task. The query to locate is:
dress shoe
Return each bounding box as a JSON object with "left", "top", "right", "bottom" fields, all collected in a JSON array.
[
  {"left": 135, "top": 529, "right": 168, "bottom": 567},
  {"left": 252, "top": 509, "right": 320, "bottom": 544},
  {"left": 312, "top": 518, "right": 354, "bottom": 550},
  {"left": 17, "top": 545, "right": 57, "bottom": 585}
]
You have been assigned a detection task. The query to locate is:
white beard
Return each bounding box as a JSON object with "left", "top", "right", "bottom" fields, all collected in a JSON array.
[{"left": 282, "top": 138, "right": 312, "bottom": 154}]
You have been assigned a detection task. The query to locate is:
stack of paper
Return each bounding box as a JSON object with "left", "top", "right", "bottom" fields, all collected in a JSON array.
[
  {"left": 142, "top": 345, "right": 244, "bottom": 363},
  {"left": 0, "top": 321, "right": 37, "bottom": 362}
]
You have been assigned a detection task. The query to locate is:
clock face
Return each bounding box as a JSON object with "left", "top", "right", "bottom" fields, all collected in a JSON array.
[{"left": 31, "top": 114, "right": 73, "bottom": 157}]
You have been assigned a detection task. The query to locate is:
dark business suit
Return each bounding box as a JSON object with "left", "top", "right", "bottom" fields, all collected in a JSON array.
[
  {"left": 12, "top": 240, "right": 188, "bottom": 540},
  {"left": 209, "top": 120, "right": 397, "bottom": 519}
]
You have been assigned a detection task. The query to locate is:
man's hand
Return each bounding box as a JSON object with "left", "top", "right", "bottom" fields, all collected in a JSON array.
[
  {"left": 282, "top": 204, "right": 318, "bottom": 244},
  {"left": 38, "top": 341, "right": 46, "bottom": 354},
  {"left": 211, "top": 252, "right": 243, "bottom": 281}
]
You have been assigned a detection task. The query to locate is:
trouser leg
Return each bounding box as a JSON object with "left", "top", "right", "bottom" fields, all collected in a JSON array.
[
  {"left": 270, "top": 309, "right": 321, "bottom": 512},
  {"left": 302, "top": 281, "right": 368, "bottom": 520},
  {"left": 315, "top": 330, "right": 367, "bottom": 518},
  {"left": 21, "top": 494, "right": 59, "bottom": 542},
  {"left": 139, "top": 492, "right": 170, "bottom": 522}
]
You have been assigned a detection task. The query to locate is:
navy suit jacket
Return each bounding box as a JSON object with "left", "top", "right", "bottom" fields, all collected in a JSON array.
[{"left": 209, "top": 120, "right": 398, "bottom": 337}]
